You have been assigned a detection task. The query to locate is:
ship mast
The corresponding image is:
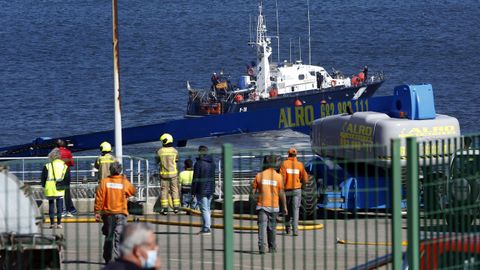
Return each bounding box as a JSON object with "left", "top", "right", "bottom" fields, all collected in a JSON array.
[{"left": 255, "top": 1, "right": 272, "bottom": 98}]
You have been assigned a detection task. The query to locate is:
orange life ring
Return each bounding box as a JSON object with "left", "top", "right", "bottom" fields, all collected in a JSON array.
[
  {"left": 331, "top": 80, "right": 336, "bottom": 87},
  {"left": 234, "top": 94, "right": 244, "bottom": 103}
]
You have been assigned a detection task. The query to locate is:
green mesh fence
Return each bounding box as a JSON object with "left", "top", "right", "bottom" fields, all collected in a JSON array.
[
  {"left": 0, "top": 141, "right": 426, "bottom": 269},
  {"left": 417, "top": 135, "right": 480, "bottom": 269}
]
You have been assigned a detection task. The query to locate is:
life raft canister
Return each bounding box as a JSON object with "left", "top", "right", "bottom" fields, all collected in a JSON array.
[
  {"left": 269, "top": 87, "right": 278, "bottom": 98},
  {"left": 358, "top": 72, "right": 365, "bottom": 82},
  {"left": 351, "top": 76, "right": 359, "bottom": 86}
]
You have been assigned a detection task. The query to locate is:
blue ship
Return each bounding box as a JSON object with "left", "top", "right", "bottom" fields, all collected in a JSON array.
[
  {"left": 0, "top": 1, "right": 386, "bottom": 157},
  {"left": 186, "top": 2, "right": 384, "bottom": 116}
]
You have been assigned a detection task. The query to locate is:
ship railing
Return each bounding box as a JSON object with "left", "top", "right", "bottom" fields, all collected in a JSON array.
[
  {"left": 366, "top": 71, "right": 385, "bottom": 84},
  {"left": 189, "top": 86, "right": 256, "bottom": 104},
  {"left": 0, "top": 155, "right": 150, "bottom": 200},
  {"left": 188, "top": 88, "right": 210, "bottom": 102}
]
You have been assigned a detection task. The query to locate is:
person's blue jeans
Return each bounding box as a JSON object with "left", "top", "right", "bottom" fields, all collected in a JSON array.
[
  {"left": 181, "top": 187, "right": 197, "bottom": 208},
  {"left": 198, "top": 195, "right": 212, "bottom": 231},
  {"left": 48, "top": 197, "right": 63, "bottom": 225}
]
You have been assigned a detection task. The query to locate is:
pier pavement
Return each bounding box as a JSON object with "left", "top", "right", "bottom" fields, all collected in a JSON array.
[{"left": 42, "top": 212, "right": 403, "bottom": 270}]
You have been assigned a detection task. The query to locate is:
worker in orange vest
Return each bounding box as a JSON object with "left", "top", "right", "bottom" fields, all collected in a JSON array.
[
  {"left": 279, "top": 147, "right": 309, "bottom": 236},
  {"left": 252, "top": 155, "right": 287, "bottom": 254},
  {"left": 94, "top": 161, "right": 136, "bottom": 264}
]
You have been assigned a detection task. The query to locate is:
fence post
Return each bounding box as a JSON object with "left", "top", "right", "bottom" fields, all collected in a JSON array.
[
  {"left": 391, "top": 139, "right": 403, "bottom": 270},
  {"left": 406, "top": 137, "right": 419, "bottom": 269},
  {"left": 222, "top": 144, "right": 234, "bottom": 270}
]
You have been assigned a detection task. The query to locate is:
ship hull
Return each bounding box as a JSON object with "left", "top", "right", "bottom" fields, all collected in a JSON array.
[{"left": 186, "top": 81, "right": 383, "bottom": 117}]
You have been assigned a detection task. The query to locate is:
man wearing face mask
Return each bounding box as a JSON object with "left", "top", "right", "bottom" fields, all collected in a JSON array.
[{"left": 103, "top": 223, "right": 161, "bottom": 270}]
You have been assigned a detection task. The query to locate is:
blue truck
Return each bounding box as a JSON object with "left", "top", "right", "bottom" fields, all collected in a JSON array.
[{"left": 302, "top": 84, "right": 476, "bottom": 229}]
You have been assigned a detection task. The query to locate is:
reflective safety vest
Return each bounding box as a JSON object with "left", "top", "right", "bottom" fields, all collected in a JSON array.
[
  {"left": 179, "top": 170, "right": 193, "bottom": 186},
  {"left": 96, "top": 153, "right": 116, "bottom": 182},
  {"left": 44, "top": 159, "right": 68, "bottom": 197},
  {"left": 279, "top": 157, "right": 309, "bottom": 190},
  {"left": 157, "top": 147, "right": 178, "bottom": 178}
]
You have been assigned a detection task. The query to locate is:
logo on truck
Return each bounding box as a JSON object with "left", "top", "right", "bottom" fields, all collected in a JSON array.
[
  {"left": 339, "top": 123, "right": 374, "bottom": 146},
  {"left": 398, "top": 126, "right": 457, "bottom": 138}
]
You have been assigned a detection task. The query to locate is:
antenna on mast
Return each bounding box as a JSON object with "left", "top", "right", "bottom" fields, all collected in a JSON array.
[
  {"left": 249, "top": 14, "right": 253, "bottom": 45},
  {"left": 289, "top": 38, "right": 292, "bottom": 63},
  {"left": 275, "top": 0, "right": 280, "bottom": 63},
  {"left": 307, "top": 0, "right": 311, "bottom": 65},
  {"left": 298, "top": 37, "right": 302, "bottom": 63}
]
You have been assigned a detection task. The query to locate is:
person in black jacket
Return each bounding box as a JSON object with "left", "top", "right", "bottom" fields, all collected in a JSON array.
[{"left": 192, "top": 145, "right": 216, "bottom": 235}]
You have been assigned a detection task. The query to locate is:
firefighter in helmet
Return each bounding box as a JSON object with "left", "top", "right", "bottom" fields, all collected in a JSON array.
[
  {"left": 155, "top": 133, "right": 180, "bottom": 214},
  {"left": 94, "top": 141, "right": 116, "bottom": 182}
]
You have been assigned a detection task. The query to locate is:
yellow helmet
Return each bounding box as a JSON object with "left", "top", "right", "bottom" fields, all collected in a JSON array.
[
  {"left": 160, "top": 133, "right": 173, "bottom": 145},
  {"left": 100, "top": 141, "right": 112, "bottom": 153}
]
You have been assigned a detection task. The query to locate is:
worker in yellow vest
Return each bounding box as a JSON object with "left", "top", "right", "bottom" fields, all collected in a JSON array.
[
  {"left": 95, "top": 141, "right": 116, "bottom": 182},
  {"left": 179, "top": 159, "right": 195, "bottom": 209},
  {"left": 155, "top": 133, "right": 180, "bottom": 215},
  {"left": 41, "top": 148, "right": 71, "bottom": 229}
]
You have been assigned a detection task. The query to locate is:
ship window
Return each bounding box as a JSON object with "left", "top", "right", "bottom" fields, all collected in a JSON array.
[
  {"left": 298, "top": 74, "right": 305, "bottom": 80},
  {"left": 309, "top": 71, "right": 315, "bottom": 76}
]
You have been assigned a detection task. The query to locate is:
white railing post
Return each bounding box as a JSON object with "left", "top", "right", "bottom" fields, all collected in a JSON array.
[{"left": 129, "top": 157, "right": 134, "bottom": 182}]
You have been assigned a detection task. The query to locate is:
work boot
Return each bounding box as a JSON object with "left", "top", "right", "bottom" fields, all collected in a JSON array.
[
  {"left": 161, "top": 208, "right": 168, "bottom": 215},
  {"left": 198, "top": 229, "right": 211, "bottom": 236},
  {"left": 259, "top": 246, "right": 266, "bottom": 254},
  {"left": 173, "top": 207, "right": 179, "bottom": 214},
  {"left": 285, "top": 226, "right": 291, "bottom": 235}
]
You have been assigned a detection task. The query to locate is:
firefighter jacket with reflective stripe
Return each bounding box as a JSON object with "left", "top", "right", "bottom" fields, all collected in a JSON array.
[
  {"left": 156, "top": 147, "right": 178, "bottom": 178},
  {"left": 94, "top": 175, "right": 136, "bottom": 216},
  {"left": 279, "top": 157, "right": 309, "bottom": 190},
  {"left": 95, "top": 153, "right": 116, "bottom": 182},
  {"left": 41, "top": 159, "right": 70, "bottom": 198}
]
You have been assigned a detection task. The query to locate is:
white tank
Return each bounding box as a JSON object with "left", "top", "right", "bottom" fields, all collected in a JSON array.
[
  {"left": 0, "top": 169, "right": 41, "bottom": 234},
  {"left": 311, "top": 111, "right": 461, "bottom": 161}
]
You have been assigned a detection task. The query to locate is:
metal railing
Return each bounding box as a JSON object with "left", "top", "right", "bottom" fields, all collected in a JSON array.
[
  {"left": 0, "top": 155, "right": 150, "bottom": 201},
  {"left": 0, "top": 155, "right": 148, "bottom": 183}
]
